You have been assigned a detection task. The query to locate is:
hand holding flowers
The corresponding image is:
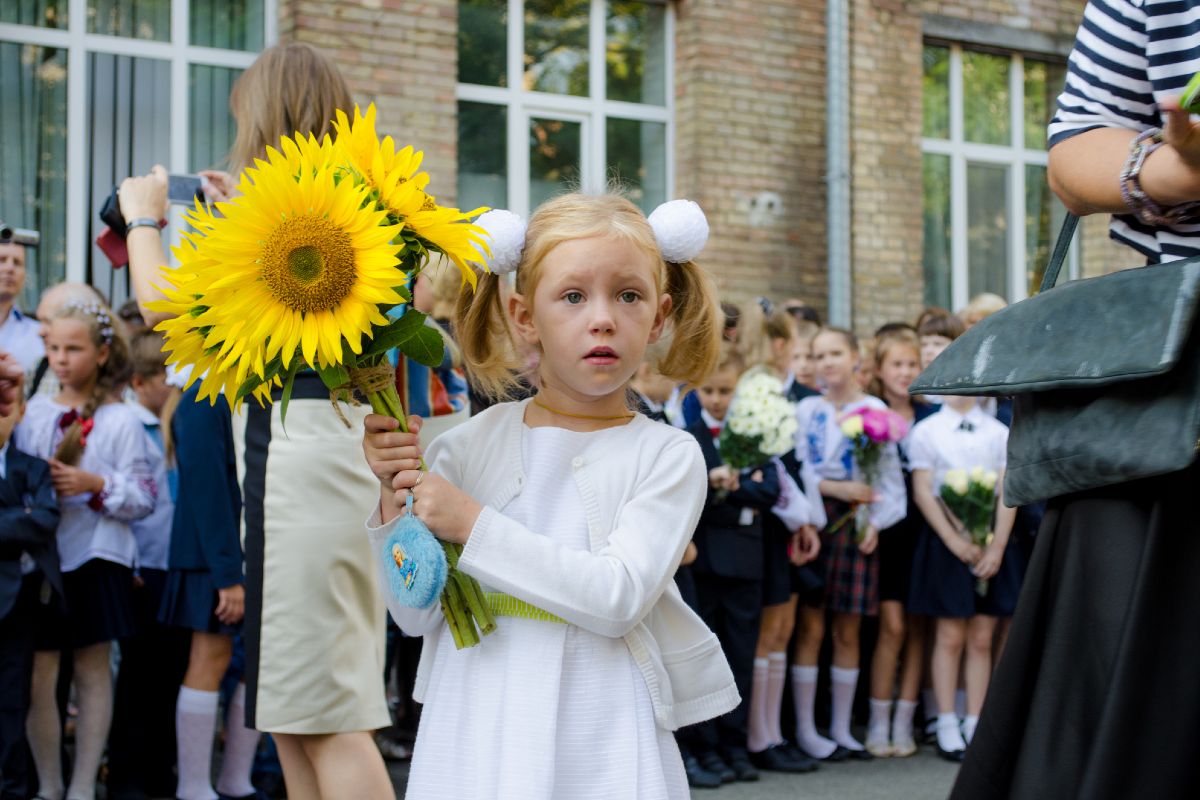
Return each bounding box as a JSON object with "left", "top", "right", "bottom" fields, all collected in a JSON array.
[
  {"left": 939, "top": 466, "right": 1000, "bottom": 595},
  {"left": 836, "top": 406, "right": 908, "bottom": 540}
]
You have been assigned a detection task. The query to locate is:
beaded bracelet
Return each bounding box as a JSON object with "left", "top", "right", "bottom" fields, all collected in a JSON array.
[{"left": 1119, "top": 128, "right": 1200, "bottom": 226}]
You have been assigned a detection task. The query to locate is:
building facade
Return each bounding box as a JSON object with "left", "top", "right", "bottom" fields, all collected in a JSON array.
[{"left": 1, "top": 0, "right": 1125, "bottom": 333}]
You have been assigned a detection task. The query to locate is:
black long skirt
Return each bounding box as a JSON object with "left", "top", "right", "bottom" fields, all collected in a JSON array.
[{"left": 951, "top": 462, "right": 1200, "bottom": 799}]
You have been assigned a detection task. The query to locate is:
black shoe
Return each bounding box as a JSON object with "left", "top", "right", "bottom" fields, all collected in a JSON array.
[
  {"left": 683, "top": 755, "right": 724, "bottom": 789},
  {"left": 749, "top": 744, "right": 818, "bottom": 773},
  {"left": 780, "top": 742, "right": 820, "bottom": 772},
  {"left": 937, "top": 743, "right": 966, "bottom": 763},
  {"left": 723, "top": 749, "right": 760, "bottom": 782},
  {"left": 698, "top": 750, "right": 736, "bottom": 784},
  {"left": 800, "top": 743, "right": 849, "bottom": 762},
  {"left": 842, "top": 745, "right": 875, "bottom": 761}
]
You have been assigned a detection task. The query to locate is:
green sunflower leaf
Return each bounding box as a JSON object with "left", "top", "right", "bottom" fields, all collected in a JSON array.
[{"left": 361, "top": 310, "right": 445, "bottom": 367}]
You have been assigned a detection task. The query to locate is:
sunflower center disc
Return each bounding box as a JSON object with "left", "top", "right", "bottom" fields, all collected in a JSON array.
[{"left": 261, "top": 215, "right": 356, "bottom": 314}]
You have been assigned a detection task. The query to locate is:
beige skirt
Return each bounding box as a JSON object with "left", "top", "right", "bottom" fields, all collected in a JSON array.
[{"left": 233, "top": 380, "right": 390, "bottom": 734}]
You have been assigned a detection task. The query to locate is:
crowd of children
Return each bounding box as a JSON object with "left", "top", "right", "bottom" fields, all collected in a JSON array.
[{"left": 0, "top": 184, "right": 1027, "bottom": 800}]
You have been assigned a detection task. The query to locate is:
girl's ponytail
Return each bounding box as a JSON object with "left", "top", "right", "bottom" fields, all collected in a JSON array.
[
  {"left": 658, "top": 258, "right": 722, "bottom": 387},
  {"left": 454, "top": 270, "right": 521, "bottom": 401}
]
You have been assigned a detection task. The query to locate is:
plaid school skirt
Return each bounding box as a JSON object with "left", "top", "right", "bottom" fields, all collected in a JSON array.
[{"left": 817, "top": 499, "right": 879, "bottom": 617}]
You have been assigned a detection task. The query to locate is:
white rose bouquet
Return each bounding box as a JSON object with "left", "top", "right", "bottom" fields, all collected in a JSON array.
[
  {"left": 719, "top": 372, "right": 798, "bottom": 471},
  {"left": 939, "top": 466, "right": 999, "bottom": 595}
]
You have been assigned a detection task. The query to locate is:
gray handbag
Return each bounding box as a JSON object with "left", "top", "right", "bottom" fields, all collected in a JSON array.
[{"left": 910, "top": 214, "right": 1200, "bottom": 506}]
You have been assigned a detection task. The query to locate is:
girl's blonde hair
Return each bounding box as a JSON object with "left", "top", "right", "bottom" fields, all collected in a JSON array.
[
  {"left": 737, "top": 301, "right": 798, "bottom": 370},
  {"left": 959, "top": 292, "right": 1007, "bottom": 327},
  {"left": 227, "top": 43, "right": 353, "bottom": 172},
  {"left": 51, "top": 302, "right": 131, "bottom": 465},
  {"left": 868, "top": 328, "right": 921, "bottom": 398},
  {"left": 456, "top": 193, "right": 722, "bottom": 400}
]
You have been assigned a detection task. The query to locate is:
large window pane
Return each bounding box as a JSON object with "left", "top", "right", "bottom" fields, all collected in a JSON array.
[
  {"left": 922, "top": 154, "right": 951, "bottom": 309},
  {"left": 606, "top": 117, "right": 665, "bottom": 212},
  {"left": 190, "top": 65, "right": 241, "bottom": 171},
  {"left": 1025, "top": 164, "right": 1068, "bottom": 293},
  {"left": 0, "top": 42, "right": 68, "bottom": 312},
  {"left": 459, "top": 0, "right": 507, "bottom": 87},
  {"left": 190, "top": 0, "right": 264, "bottom": 51},
  {"left": 0, "top": 0, "right": 66, "bottom": 27},
  {"left": 1024, "top": 58, "right": 1067, "bottom": 150},
  {"left": 458, "top": 102, "right": 508, "bottom": 212},
  {"left": 922, "top": 45, "right": 950, "bottom": 140},
  {"left": 524, "top": 0, "right": 589, "bottom": 96},
  {"left": 87, "top": 0, "right": 170, "bottom": 41},
  {"left": 967, "top": 162, "right": 1009, "bottom": 300},
  {"left": 87, "top": 53, "right": 171, "bottom": 306},
  {"left": 962, "top": 50, "right": 1010, "bottom": 146},
  {"left": 529, "top": 117, "right": 580, "bottom": 209},
  {"left": 606, "top": 1, "right": 666, "bottom": 105}
]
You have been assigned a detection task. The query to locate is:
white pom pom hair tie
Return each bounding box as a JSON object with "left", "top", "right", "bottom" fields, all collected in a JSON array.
[
  {"left": 471, "top": 209, "right": 527, "bottom": 276},
  {"left": 470, "top": 198, "right": 708, "bottom": 276},
  {"left": 648, "top": 199, "right": 709, "bottom": 264}
]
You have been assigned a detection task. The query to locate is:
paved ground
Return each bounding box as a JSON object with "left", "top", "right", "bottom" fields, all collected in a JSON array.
[{"left": 385, "top": 743, "right": 959, "bottom": 799}]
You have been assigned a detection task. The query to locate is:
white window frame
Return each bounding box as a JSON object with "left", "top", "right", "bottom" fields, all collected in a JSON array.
[
  {"left": 456, "top": 0, "right": 674, "bottom": 219},
  {"left": 0, "top": 0, "right": 276, "bottom": 284},
  {"left": 921, "top": 43, "right": 1078, "bottom": 309}
]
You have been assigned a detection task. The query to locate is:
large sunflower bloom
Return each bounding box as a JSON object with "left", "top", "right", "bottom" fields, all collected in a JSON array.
[
  {"left": 333, "top": 104, "right": 489, "bottom": 286},
  {"left": 152, "top": 141, "right": 406, "bottom": 396}
]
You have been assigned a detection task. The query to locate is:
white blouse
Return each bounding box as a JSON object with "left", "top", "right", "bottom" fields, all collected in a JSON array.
[
  {"left": 907, "top": 404, "right": 1009, "bottom": 494},
  {"left": 794, "top": 394, "right": 906, "bottom": 531},
  {"left": 15, "top": 395, "right": 156, "bottom": 571}
]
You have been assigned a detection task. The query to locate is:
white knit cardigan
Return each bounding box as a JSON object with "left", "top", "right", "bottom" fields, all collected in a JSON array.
[{"left": 366, "top": 398, "right": 740, "bottom": 731}]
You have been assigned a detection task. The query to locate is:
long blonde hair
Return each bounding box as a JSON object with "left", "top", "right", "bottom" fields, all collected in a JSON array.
[
  {"left": 226, "top": 42, "right": 353, "bottom": 172},
  {"left": 456, "top": 193, "right": 722, "bottom": 400},
  {"left": 737, "top": 301, "right": 798, "bottom": 372}
]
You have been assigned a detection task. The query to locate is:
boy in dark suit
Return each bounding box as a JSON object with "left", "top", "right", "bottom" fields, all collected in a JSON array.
[
  {"left": 680, "top": 350, "right": 780, "bottom": 785},
  {"left": 0, "top": 378, "right": 60, "bottom": 800}
]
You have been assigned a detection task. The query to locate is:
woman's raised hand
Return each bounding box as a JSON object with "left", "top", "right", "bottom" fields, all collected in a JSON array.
[
  {"left": 118, "top": 164, "right": 168, "bottom": 222},
  {"left": 198, "top": 169, "right": 238, "bottom": 203}
]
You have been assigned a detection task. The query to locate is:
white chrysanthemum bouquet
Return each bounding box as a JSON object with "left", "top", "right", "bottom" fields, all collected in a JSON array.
[{"left": 719, "top": 372, "right": 798, "bottom": 471}]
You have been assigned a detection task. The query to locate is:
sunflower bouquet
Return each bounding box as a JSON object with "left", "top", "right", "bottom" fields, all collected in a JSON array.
[{"left": 150, "top": 104, "right": 496, "bottom": 648}]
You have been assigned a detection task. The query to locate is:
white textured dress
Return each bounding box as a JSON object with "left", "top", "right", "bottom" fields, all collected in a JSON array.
[{"left": 405, "top": 425, "right": 689, "bottom": 799}]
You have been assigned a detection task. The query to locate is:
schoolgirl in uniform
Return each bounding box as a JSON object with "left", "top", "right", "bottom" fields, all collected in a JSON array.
[
  {"left": 16, "top": 301, "right": 155, "bottom": 800},
  {"left": 906, "top": 394, "right": 1020, "bottom": 761},
  {"left": 363, "top": 193, "right": 738, "bottom": 799},
  {"left": 865, "top": 327, "right": 936, "bottom": 758},
  {"left": 790, "top": 328, "right": 906, "bottom": 761}
]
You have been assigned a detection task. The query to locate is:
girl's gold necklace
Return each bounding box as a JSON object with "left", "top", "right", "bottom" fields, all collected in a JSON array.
[{"left": 533, "top": 396, "right": 634, "bottom": 422}]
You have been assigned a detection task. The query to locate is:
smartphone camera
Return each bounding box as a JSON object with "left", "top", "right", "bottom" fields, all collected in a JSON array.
[{"left": 99, "top": 173, "right": 208, "bottom": 238}]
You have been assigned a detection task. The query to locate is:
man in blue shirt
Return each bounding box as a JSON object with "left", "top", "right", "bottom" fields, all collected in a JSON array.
[{"left": 0, "top": 241, "right": 43, "bottom": 380}]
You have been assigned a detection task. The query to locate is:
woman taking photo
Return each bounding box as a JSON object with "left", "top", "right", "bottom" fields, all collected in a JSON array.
[{"left": 118, "top": 42, "right": 393, "bottom": 800}]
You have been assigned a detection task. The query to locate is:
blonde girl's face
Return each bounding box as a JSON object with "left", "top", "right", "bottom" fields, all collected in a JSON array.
[
  {"left": 812, "top": 331, "right": 858, "bottom": 391},
  {"left": 789, "top": 338, "right": 815, "bottom": 387},
  {"left": 45, "top": 318, "right": 106, "bottom": 392},
  {"left": 511, "top": 234, "right": 670, "bottom": 402},
  {"left": 879, "top": 343, "right": 921, "bottom": 399},
  {"left": 920, "top": 334, "right": 953, "bottom": 370}
]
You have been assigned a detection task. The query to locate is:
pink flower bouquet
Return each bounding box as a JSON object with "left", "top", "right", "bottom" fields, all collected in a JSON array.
[{"left": 838, "top": 407, "right": 909, "bottom": 538}]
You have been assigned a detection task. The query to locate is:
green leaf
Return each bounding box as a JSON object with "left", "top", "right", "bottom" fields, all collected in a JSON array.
[
  {"left": 361, "top": 310, "right": 445, "bottom": 368},
  {"left": 315, "top": 362, "right": 350, "bottom": 391},
  {"left": 279, "top": 360, "right": 302, "bottom": 432}
]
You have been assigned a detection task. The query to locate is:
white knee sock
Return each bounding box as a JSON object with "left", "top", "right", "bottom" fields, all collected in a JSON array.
[
  {"left": 765, "top": 652, "right": 788, "bottom": 747},
  {"left": 216, "top": 683, "right": 261, "bottom": 798},
  {"left": 746, "top": 658, "right": 772, "bottom": 753},
  {"left": 830, "top": 666, "right": 864, "bottom": 751},
  {"left": 67, "top": 657, "right": 114, "bottom": 800},
  {"left": 936, "top": 712, "right": 966, "bottom": 753},
  {"left": 892, "top": 699, "right": 918, "bottom": 744},
  {"left": 962, "top": 714, "right": 979, "bottom": 745},
  {"left": 867, "top": 698, "right": 891, "bottom": 745},
  {"left": 176, "top": 687, "right": 219, "bottom": 800},
  {"left": 791, "top": 665, "right": 837, "bottom": 758}
]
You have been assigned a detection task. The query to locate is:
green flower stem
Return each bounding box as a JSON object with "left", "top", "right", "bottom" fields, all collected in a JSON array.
[{"left": 365, "top": 384, "right": 496, "bottom": 648}]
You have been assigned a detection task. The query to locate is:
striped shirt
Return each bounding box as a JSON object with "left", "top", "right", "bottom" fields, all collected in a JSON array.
[{"left": 1049, "top": 0, "right": 1200, "bottom": 263}]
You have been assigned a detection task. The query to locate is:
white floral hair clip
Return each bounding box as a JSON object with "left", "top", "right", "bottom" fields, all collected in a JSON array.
[
  {"left": 62, "top": 300, "right": 115, "bottom": 344},
  {"left": 471, "top": 199, "right": 710, "bottom": 277}
]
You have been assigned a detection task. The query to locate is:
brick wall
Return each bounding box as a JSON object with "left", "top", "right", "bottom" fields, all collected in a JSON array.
[
  {"left": 279, "top": 0, "right": 460, "bottom": 204},
  {"left": 673, "top": 0, "right": 828, "bottom": 315}
]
